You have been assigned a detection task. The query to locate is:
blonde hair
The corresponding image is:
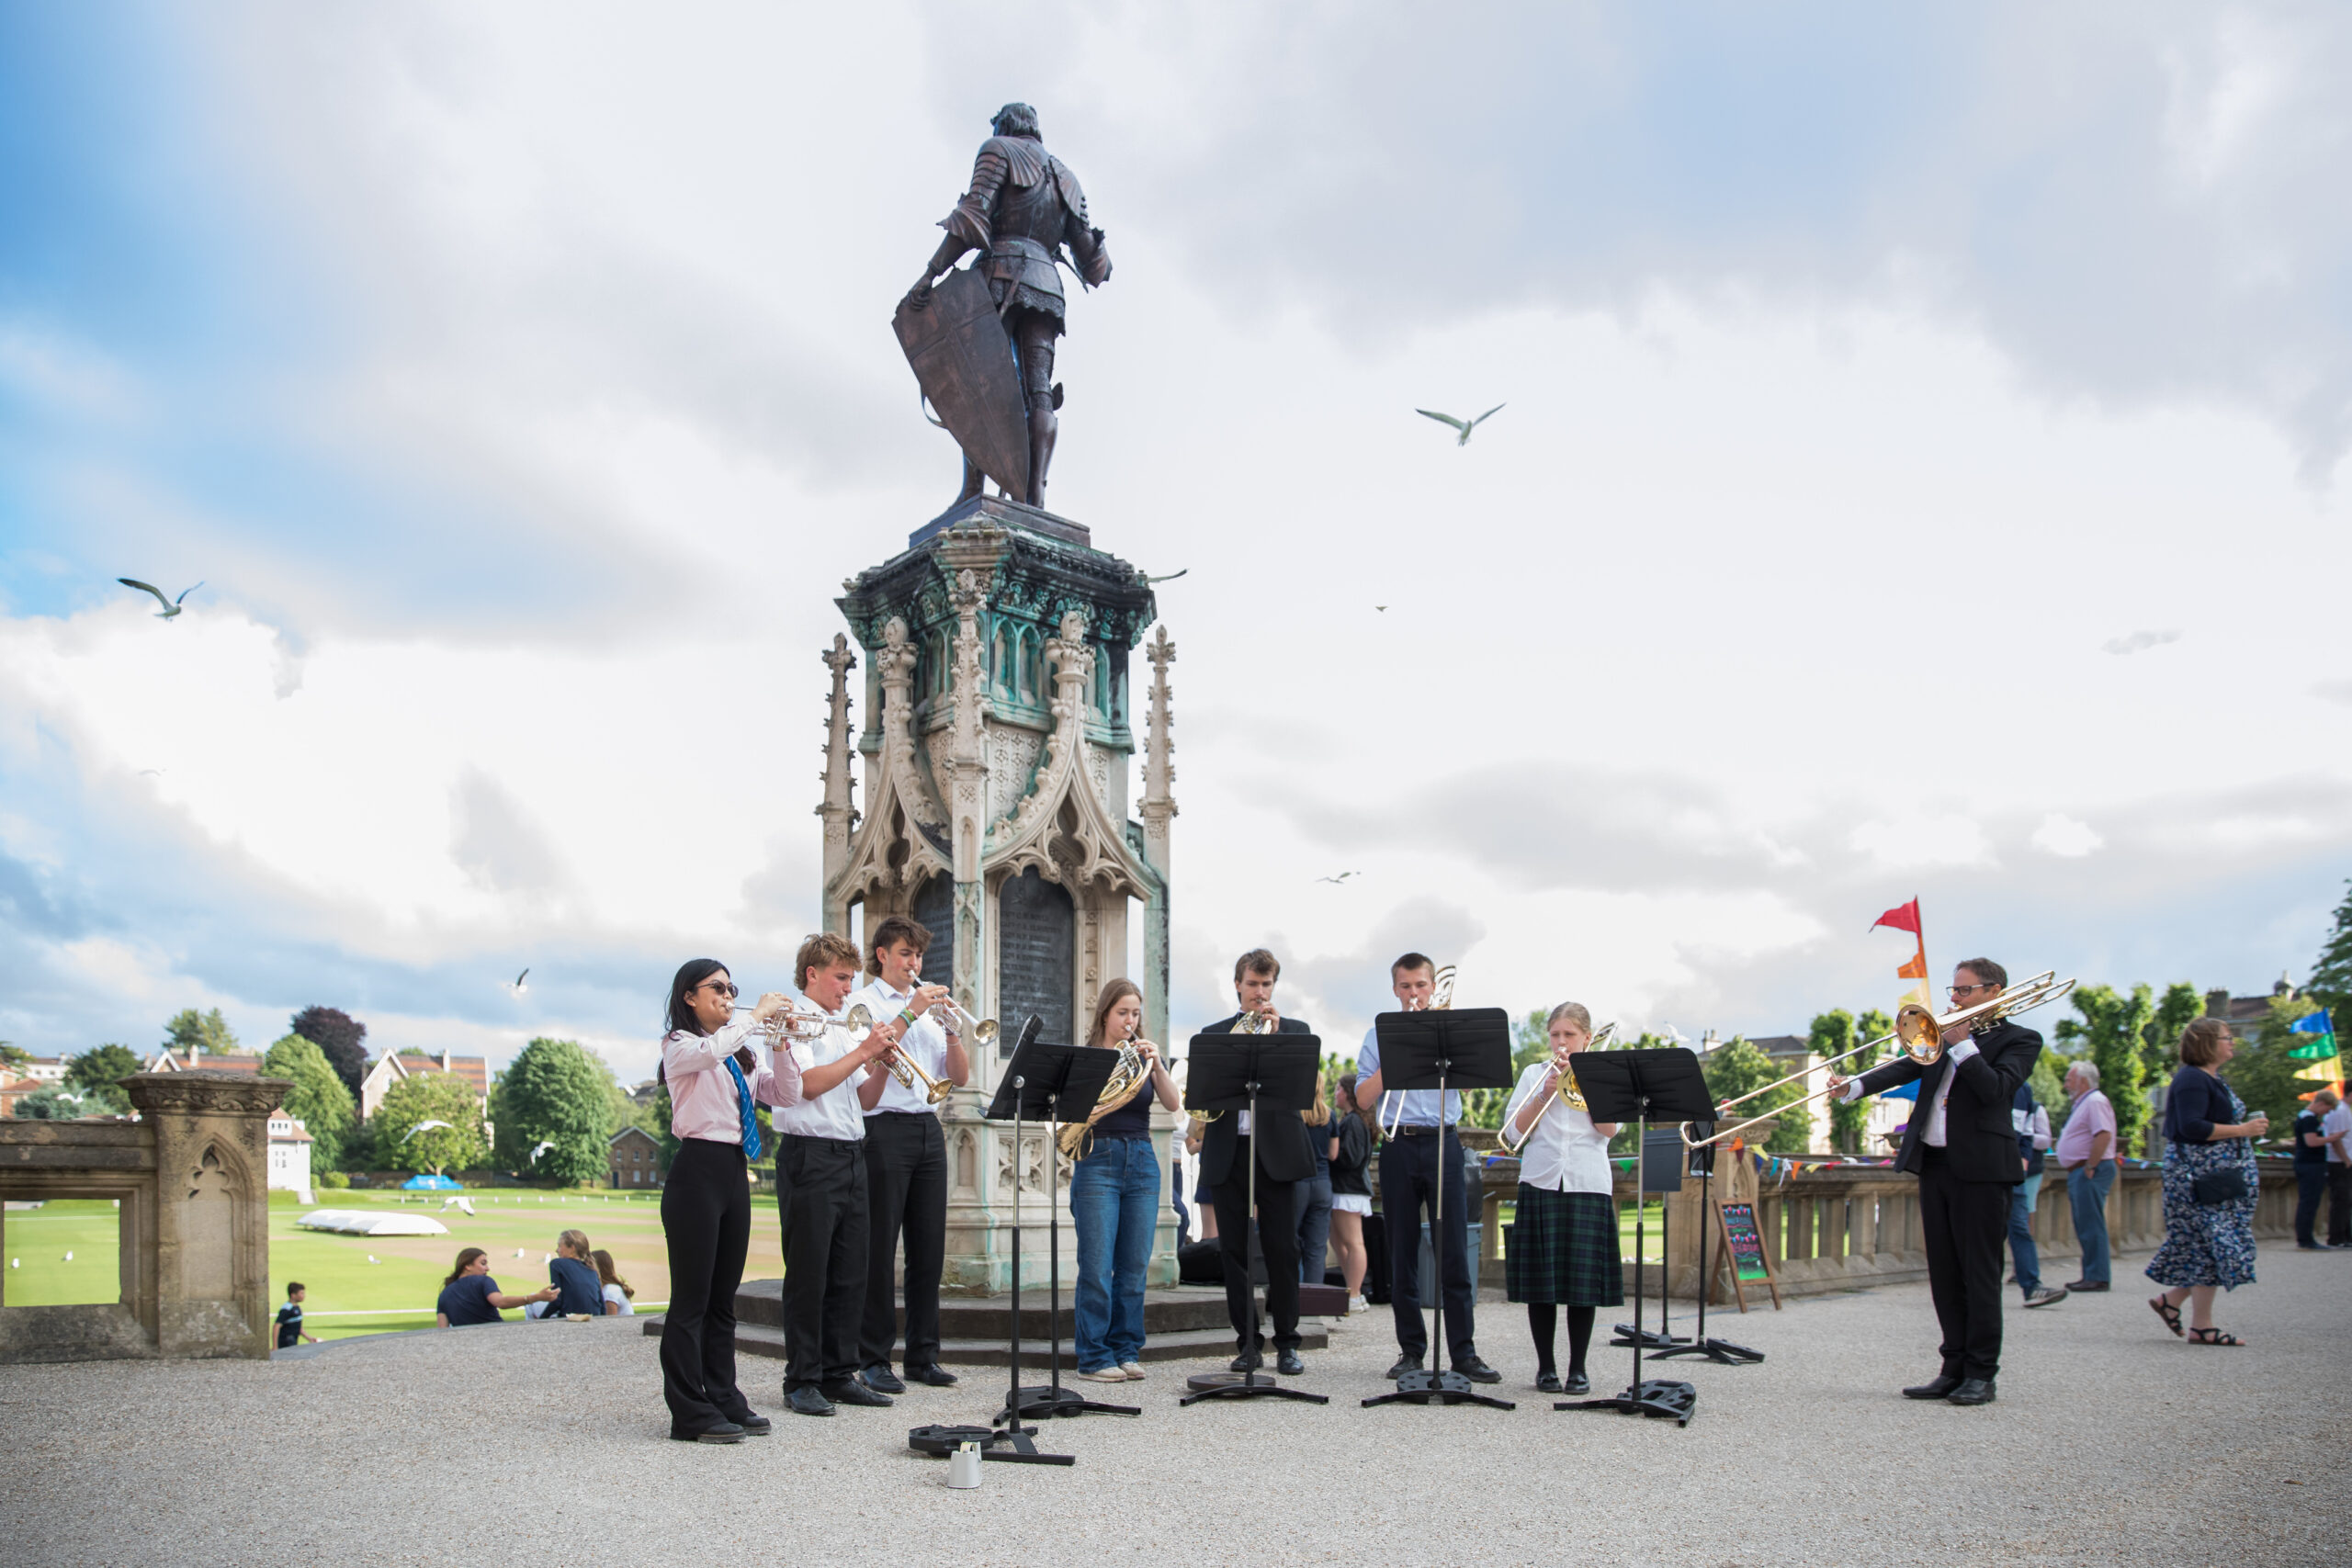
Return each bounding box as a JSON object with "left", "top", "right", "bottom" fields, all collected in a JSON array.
[
  {"left": 590, "top": 1247, "right": 634, "bottom": 1299},
  {"left": 558, "top": 1228, "right": 592, "bottom": 1260},
  {"left": 1303, "top": 1071, "right": 1331, "bottom": 1127},
  {"left": 1547, "top": 1001, "right": 1593, "bottom": 1035},
  {"left": 796, "top": 931, "right": 862, "bottom": 989}
]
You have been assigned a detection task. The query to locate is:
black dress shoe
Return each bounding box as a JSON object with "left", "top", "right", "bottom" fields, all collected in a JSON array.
[
  {"left": 1534, "top": 1371, "right": 1562, "bottom": 1393},
  {"left": 859, "top": 1365, "right": 907, "bottom": 1394},
  {"left": 2064, "top": 1279, "right": 2110, "bottom": 1292},
  {"left": 1451, "top": 1353, "right": 1501, "bottom": 1384},
  {"left": 1228, "top": 1348, "right": 1262, "bottom": 1373},
  {"left": 725, "top": 1412, "right": 773, "bottom": 1436},
  {"left": 670, "top": 1420, "right": 746, "bottom": 1443},
  {"left": 1385, "top": 1353, "right": 1425, "bottom": 1380},
  {"left": 784, "top": 1386, "right": 835, "bottom": 1417},
  {"left": 821, "top": 1379, "right": 893, "bottom": 1407},
  {"left": 1902, "top": 1374, "right": 1963, "bottom": 1399},
  {"left": 1561, "top": 1372, "right": 1590, "bottom": 1395},
  {"left": 1276, "top": 1348, "right": 1305, "bottom": 1376},
  {"left": 905, "top": 1363, "right": 959, "bottom": 1387},
  {"left": 1946, "top": 1377, "right": 1996, "bottom": 1405}
]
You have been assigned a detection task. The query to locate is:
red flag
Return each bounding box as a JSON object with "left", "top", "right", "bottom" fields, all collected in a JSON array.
[
  {"left": 1896, "top": 953, "right": 1928, "bottom": 980},
  {"left": 1870, "top": 899, "right": 1921, "bottom": 935}
]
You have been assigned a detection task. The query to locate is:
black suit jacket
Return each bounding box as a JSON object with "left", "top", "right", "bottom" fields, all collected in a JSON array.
[
  {"left": 1195, "top": 1014, "right": 1316, "bottom": 1186},
  {"left": 1858, "top": 1019, "right": 2044, "bottom": 1184}
]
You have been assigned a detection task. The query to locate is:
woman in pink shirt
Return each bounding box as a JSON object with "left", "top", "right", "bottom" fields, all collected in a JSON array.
[{"left": 658, "top": 958, "right": 789, "bottom": 1444}]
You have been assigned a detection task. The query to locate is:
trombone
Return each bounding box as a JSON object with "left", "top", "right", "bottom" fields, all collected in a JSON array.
[
  {"left": 1377, "top": 964, "right": 1457, "bottom": 1140},
  {"left": 1681, "top": 970, "right": 2076, "bottom": 1152},
  {"left": 1498, "top": 1021, "right": 1617, "bottom": 1156}
]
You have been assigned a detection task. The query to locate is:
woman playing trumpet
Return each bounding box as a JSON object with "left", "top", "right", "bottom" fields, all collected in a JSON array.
[
  {"left": 1500, "top": 1001, "right": 1623, "bottom": 1395},
  {"left": 1070, "top": 979, "right": 1182, "bottom": 1382}
]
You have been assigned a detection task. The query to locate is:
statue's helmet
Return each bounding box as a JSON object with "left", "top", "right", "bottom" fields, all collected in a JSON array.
[{"left": 990, "top": 102, "right": 1041, "bottom": 139}]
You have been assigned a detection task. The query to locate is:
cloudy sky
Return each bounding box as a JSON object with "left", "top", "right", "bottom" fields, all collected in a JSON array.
[{"left": 4, "top": 2, "right": 2347, "bottom": 1084}]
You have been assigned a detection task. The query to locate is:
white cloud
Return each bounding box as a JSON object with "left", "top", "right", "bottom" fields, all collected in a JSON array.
[
  {"left": 1847, "top": 814, "right": 1996, "bottom": 872},
  {"left": 2103, "top": 629, "right": 2182, "bottom": 655},
  {"left": 2030, "top": 814, "right": 2104, "bottom": 858}
]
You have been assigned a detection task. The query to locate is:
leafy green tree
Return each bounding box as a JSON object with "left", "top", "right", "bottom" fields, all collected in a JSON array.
[
  {"left": 0, "top": 1042, "right": 27, "bottom": 1071},
  {"left": 1701, "top": 1034, "right": 1811, "bottom": 1154},
  {"left": 2140, "top": 982, "right": 2204, "bottom": 1087},
  {"left": 491, "top": 1038, "right": 619, "bottom": 1182},
  {"left": 1811, "top": 1010, "right": 1864, "bottom": 1153},
  {"left": 261, "top": 1032, "right": 357, "bottom": 1172},
  {"left": 2310, "top": 878, "right": 2352, "bottom": 1040},
  {"left": 2223, "top": 993, "right": 2332, "bottom": 1140},
  {"left": 64, "top": 1043, "right": 143, "bottom": 1113},
  {"left": 289, "top": 1006, "right": 369, "bottom": 1101},
  {"left": 371, "top": 1071, "right": 486, "bottom": 1176},
  {"left": 15, "top": 1086, "right": 89, "bottom": 1119},
  {"left": 164, "top": 1008, "right": 241, "bottom": 1059},
  {"left": 2054, "top": 984, "right": 2156, "bottom": 1156}
]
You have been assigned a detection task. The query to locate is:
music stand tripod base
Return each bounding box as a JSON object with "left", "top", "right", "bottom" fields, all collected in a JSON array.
[
  {"left": 1000, "top": 1383, "right": 1139, "bottom": 1421},
  {"left": 1559, "top": 1380, "right": 1697, "bottom": 1427},
  {"left": 909, "top": 1422, "right": 1075, "bottom": 1467},
  {"left": 1181, "top": 1368, "right": 1330, "bottom": 1406},
  {"left": 1649, "top": 1337, "right": 1766, "bottom": 1365},
  {"left": 1362, "top": 1369, "right": 1517, "bottom": 1411}
]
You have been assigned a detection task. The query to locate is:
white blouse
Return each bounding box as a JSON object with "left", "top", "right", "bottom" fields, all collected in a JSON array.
[
  {"left": 1502, "top": 1060, "right": 1614, "bottom": 1195},
  {"left": 602, "top": 1282, "right": 635, "bottom": 1317}
]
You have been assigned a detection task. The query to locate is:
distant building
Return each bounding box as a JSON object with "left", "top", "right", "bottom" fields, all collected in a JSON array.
[
  {"left": 16, "top": 1055, "right": 68, "bottom": 1085},
  {"left": 2207, "top": 976, "right": 2301, "bottom": 1041},
  {"left": 628, "top": 1078, "right": 662, "bottom": 1107},
  {"left": 357, "top": 1048, "right": 490, "bottom": 1122},
  {"left": 609, "top": 1126, "right": 662, "bottom": 1189},
  {"left": 0, "top": 1073, "right": 46, "bottom": 1117},
  {"left": 143, "top": 1048, "right": 262, "bottom": 1076},
  {"left": 266, "top": 1108, "right": 314, "bottom": 1191}
]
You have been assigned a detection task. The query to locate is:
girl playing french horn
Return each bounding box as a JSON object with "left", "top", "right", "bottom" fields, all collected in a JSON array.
[{"left": 1069, "top": 979, "right": 1182, "bottom": 1382}]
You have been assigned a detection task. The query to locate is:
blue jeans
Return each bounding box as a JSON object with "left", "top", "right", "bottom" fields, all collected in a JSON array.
[
  {"left": 1070, "top": 1136, "right": 1159, "bottom": 1371},
  {"left": 2067, "top": 1162, "right": 2116, "bottom": 1283},
  {"left": 1296, "top": 1173, "right": 1333, "bottom": 1283},
  {"left": 2006, "top": 1172, "right": 2043, "bottom": 1295}
]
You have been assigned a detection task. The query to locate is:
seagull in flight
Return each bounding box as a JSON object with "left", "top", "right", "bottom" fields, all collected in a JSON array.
[
  {"left": 401, "top": 1119, "right": 455, "bottom": 1142},
  {"left": 1143, "top": 569, "right": 1188, "bottom": 584},
  {"left": 1314, "top": 872, "right": 1361, "bottom": 885},
  {"left": 117, "top": 579, "right": 204, "bottom": 619},
  {"left": 528, "top": 1140, "right": 556, "bottom": 1164},
  {"left": 505, "top": 967, "right": 531, "bottom": 997},
  {"left": 440, "top": 1195, "right": 477, "bottom": 1216},
  {"left": 1415, "top": 404, "right": 1505, "bottom": 446}
]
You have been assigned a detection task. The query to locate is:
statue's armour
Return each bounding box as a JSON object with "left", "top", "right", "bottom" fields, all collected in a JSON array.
[{"left": 939, "top": 134, "right": 1112, "bottom": 330}]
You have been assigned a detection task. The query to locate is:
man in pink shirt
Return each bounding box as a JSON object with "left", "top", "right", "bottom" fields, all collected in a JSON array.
[{"left": 2056, "top": 1061, "right": 2119, "bottom": 1292}]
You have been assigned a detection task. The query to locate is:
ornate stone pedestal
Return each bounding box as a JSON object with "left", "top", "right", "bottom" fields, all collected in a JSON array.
[{"left": 820, "top": 496, "right": 1178, "bottom": 1293}]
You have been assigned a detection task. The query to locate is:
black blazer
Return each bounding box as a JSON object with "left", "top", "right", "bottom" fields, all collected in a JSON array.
[
  {"left": 1858, "top": 1019, "right": 2044, "bottom": 1184},
  {"left": 1195, "top": 1013, "right": 1316, "bottom": 1186}
]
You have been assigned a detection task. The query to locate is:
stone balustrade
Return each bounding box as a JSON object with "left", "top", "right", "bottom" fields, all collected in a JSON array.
[{"left": 0, "top": 1071, "right": 288, "bottom": 1363}]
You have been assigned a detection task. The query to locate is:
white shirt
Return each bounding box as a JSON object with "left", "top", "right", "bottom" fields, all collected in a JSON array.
[
  {"left": 2324, "top": 1103, "right": 2352, "bottom": 1165},
  {"left": 852, "top": 976, "right": 951, "bottom": 1117},
  {"left": 602, "top": 1282, "right": 635, "bottom": 1317},
  {"left": 764, "top": 990, "right": 871, "bottom": 1142},
  {"left": 1840, "top": 1040, "right": 1980, "bottom": 1146},
  {"left": 1501, "top": 1061, "right": 1614, "bottom": 1194}
]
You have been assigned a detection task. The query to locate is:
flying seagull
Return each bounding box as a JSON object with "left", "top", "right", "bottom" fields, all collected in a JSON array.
[
  {"left": 440, "top": 1195, "right": 477, "bottom": 1216},
  {"left": 117, "top": 579, "right": 204, "bottom": 618},
  {"left": 1143, "top": 569, "right": 1188, "bottom": 584},
  {"left": 1314, "top": 872, "right": 1361, "bottom": 885},
  {"left": 1415, "top": 404, "right": 1505, "bottom": 446},
  {"left": 528, "top": 1139, "right": 556, "bottom": 1164},
  {"left": 401, "top": 1119, "right": 455, "bottom": 1142},
  {"left": 505, "top": 967, "right": 531, "bottom": 997}
]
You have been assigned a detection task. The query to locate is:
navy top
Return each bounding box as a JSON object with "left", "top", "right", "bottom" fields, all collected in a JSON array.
[
  {"left": 2013, "top": 1083, "right": 2045, "bottom": 1175},
  {"left": 1330, "top": 1114, "right": 1373, "bottom": 1196},
  {"left": 437, "top": 1273, "right": 504, "bottom": 1326},
  {"left": 2164, "top": 1066, "right": 2238, "bottom": 1145},
  {"left": 1086, "top": 1043, "right": 1158, "bottom": 1141},
  {"left": 547, "top": 1255, "right": 604, "bottom": 1316},
  {"left": 2293, "top": 1110, "right": 2330, "bottom": 1168},
  {"left": 274, "top": 1301, "right": 304, "bottom": 1348},
  {"left": 1306, "top": 1112, "right": 1332, "bottom": 1177}
]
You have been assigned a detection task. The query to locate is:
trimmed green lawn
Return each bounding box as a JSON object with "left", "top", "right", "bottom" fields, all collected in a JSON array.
[
  {"left": 1491, "top": 1198, "right": 1669, "bottom": 1263},
  {"left": 3, "top": 1200, "right": 125, "bottom": 1306}
]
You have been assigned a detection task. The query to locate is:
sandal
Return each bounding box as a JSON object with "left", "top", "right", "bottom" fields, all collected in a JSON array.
[
  {"left": 2187, "top": 1326, "right": 2244, "bottom": 1347},
  {"left": 2149, "top": 1296, "right": 2183, "bottom": 1337}
]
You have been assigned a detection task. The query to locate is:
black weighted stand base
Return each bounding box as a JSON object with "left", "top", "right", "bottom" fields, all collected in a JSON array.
[
  {"left": 1362, "top": 1369, "right": 1517, "bottom": 1410},
  {"left": 1181, "top": 1369, "right": 1329, "bottom": 1406},
  {"left": 909, "top": 1422, "right": 1075, "bottom": 1466},
  {"left": 1560, "top": 1378, "right": 1697, "bottom": 1426},
  {"left": 1611, "top": 1324, "right": 1692, "bottom": 1349},
  {"left": 1650, "top": 1337, "right": 1766, "bottom": 1365},
  {"left": 996, "top": 1382, "right": 1140, "bottom": 1421}
]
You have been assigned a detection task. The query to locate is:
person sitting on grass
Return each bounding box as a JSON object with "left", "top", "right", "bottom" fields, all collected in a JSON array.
[
  {"left": 592, "top": 1247, "right": 637, "bottom": 1317},
  {"left": 437, "top": 1247, "right": 556, "bottom": 1327},
  {"left": 543, "top": 1228, "right": 606, "bottom": 1318},
  {"left": 276, "top": 1282, "right": 319, "bottom": 1349}
]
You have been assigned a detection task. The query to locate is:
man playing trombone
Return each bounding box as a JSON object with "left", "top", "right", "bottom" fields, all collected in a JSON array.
[
  {"left": 851, "top": 916, "right": 970, "bottom": 1395},
  {"left": 1827, "top": 958, "right": 2045, "bottom": 1408},
  {"left": 1200, "top": 948, "right": 1317, "bottom": 1374}
]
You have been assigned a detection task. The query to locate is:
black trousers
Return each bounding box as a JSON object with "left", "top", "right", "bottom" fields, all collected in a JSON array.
[
  {"left": 2329, "top": 1164, "right": 2352, "bottom": 1247},
  {"left": 2295, "top": 1165, "right": 2328, "bottom": 1247},
  {"left": 1210, "top": 1138, "right": 1300, "bottom": 1352},
  {"left": 659, "top": 1138, "right": 753, "bottom": 1431},
  {"left": 858, "top": 1111, "right": 947, "bottom": 1371},
  {"left": 775, "top": 1133, "right": 868, "bottom": 1391},
  {"left": 1918, "top": 1147, "right": 2010, "bottom": 1381},
  {"left": 1379, "top": 1130, "right": 1476, "bottom": 1360}
]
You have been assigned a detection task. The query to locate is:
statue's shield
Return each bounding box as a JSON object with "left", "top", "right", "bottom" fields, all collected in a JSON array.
[{"left": 894, "top": 265, "right": 1028, "bottom": 499}]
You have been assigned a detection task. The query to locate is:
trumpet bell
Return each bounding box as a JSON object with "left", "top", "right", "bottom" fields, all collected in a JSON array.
[
  {"left": 970, "top": 1018, "right": 999, "bottom": 1044},
  {"left": 844, "top": 1002, "right": 874, "bottom": 1032}
]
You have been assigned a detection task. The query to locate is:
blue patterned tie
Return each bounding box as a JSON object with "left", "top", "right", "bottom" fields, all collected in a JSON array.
[{"left": 724, "top": 1056, "right": 762, "bottom": 1159}]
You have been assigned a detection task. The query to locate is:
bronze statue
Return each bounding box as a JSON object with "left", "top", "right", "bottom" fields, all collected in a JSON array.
[{"left": 897, "top": 103, "right": 1111, "bottom": 512}]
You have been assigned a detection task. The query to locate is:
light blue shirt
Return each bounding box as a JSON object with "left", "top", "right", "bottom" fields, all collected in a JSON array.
[{"left": 1358, "top": 1024, "right": 1460, "bottom": 1129}]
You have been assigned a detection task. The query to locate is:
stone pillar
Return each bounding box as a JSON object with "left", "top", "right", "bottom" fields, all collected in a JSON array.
[
  {"left": 817, "top": 634, "right": 859, "bottom": 936},
  {"left": 125, "top": 1072, "right": 286, "bottom": 1359}
]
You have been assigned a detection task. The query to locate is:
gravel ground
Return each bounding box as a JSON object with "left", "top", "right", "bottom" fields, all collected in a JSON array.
[{"left": 6, "top": 1253, "right": 2347, "bottom": 1567}]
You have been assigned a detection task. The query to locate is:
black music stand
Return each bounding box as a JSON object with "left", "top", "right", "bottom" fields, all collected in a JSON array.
[
  {"left": 1360, "top": 1006, "right": 1515, "bottom": 1412},
  {"left": 1561, "top": 1048, "right": 1712, "bottom": 1426},
  {"left": 1612, "top": 1130, "right": 1692, "bottom": 1351},
  {"left": 1179, "top": 1033, "right": 1329, "bottom": 1407},
  {"left": 1650, "top": 1119, "right": 1764, "bottom": 1366},
  {"left": 981, "top": 1026, "right": 1136, "bottom": 1426}
]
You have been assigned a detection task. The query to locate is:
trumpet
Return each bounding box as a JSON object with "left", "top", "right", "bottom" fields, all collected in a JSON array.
[
  {"left": 1682, "top": 970, "right": 2076, "bottom": 1152},
  {"left": 877, "top": 1021, "right": 956, "bottom": 1105},
  {"left": 1057, "top": 1021, "right": 1159, "bottom": 1159},
  {"left": 1498, "top": 1021, "right": 1616, "bottom": 1156},
  {"left": 932, "top": 993, "right": 1000, "bottom": 1047},
  {"left": 734, "top": 998, "right": 837, "bottom": 1043}
]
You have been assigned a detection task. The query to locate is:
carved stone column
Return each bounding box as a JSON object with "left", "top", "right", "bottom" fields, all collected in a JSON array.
[
  {"left": 1138, "top": 625, "right": 1177, "bottom": 1053},
  {"left": 816, "top": 634, "right": 859, "bottom": 936}
]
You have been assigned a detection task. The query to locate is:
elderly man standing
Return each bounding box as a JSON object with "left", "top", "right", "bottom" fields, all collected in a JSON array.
[{"left": 2057, "top": 1062, "right": 2120, "bottom": 1292}]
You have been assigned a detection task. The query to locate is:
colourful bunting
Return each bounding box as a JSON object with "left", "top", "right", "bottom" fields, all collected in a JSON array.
[
  {"left": 2294, "top": 1055, "right": 2343, "bottom": 1083},
  {"left": 2291, "top": 1037, "right": 2339, "bottom": 1060},
  {"left": 2292, "top": 1011, "right": 2335, "bottom": 1034},
  {"left": 1870, "top": 900, "right": 1922, "bottom": 936}
]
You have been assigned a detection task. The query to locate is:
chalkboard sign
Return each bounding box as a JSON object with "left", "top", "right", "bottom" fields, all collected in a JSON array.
[{"left": 1719, "top": 1202, "right": 1770, "bottom": 1280}]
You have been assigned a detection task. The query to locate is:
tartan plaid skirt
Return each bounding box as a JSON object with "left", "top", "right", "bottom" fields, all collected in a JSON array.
[{"left": 1505, "top": 1185, "right": 1623, "bottom": 1306}]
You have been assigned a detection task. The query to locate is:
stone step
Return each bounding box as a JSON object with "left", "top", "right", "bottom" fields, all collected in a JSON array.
[
  {"left": 729, "top": 1277, "right": 1239, "bottom": 1338},
  {"left": 641, "top": 1314, "right": 1328, "bottom": 1367}
]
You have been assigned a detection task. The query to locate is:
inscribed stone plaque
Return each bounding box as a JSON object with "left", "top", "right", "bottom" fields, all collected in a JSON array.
[
  {"left": 995, "top": 867, "right": 1072, "bottom": 1055},
  {"left": 910, "top": 874, "right": 955, "bottom": 998}
]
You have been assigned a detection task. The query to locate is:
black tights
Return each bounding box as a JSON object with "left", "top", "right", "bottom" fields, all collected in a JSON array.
[{"left": 1528, "top": 1303, "right": 1597, "bottom": 1377}]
